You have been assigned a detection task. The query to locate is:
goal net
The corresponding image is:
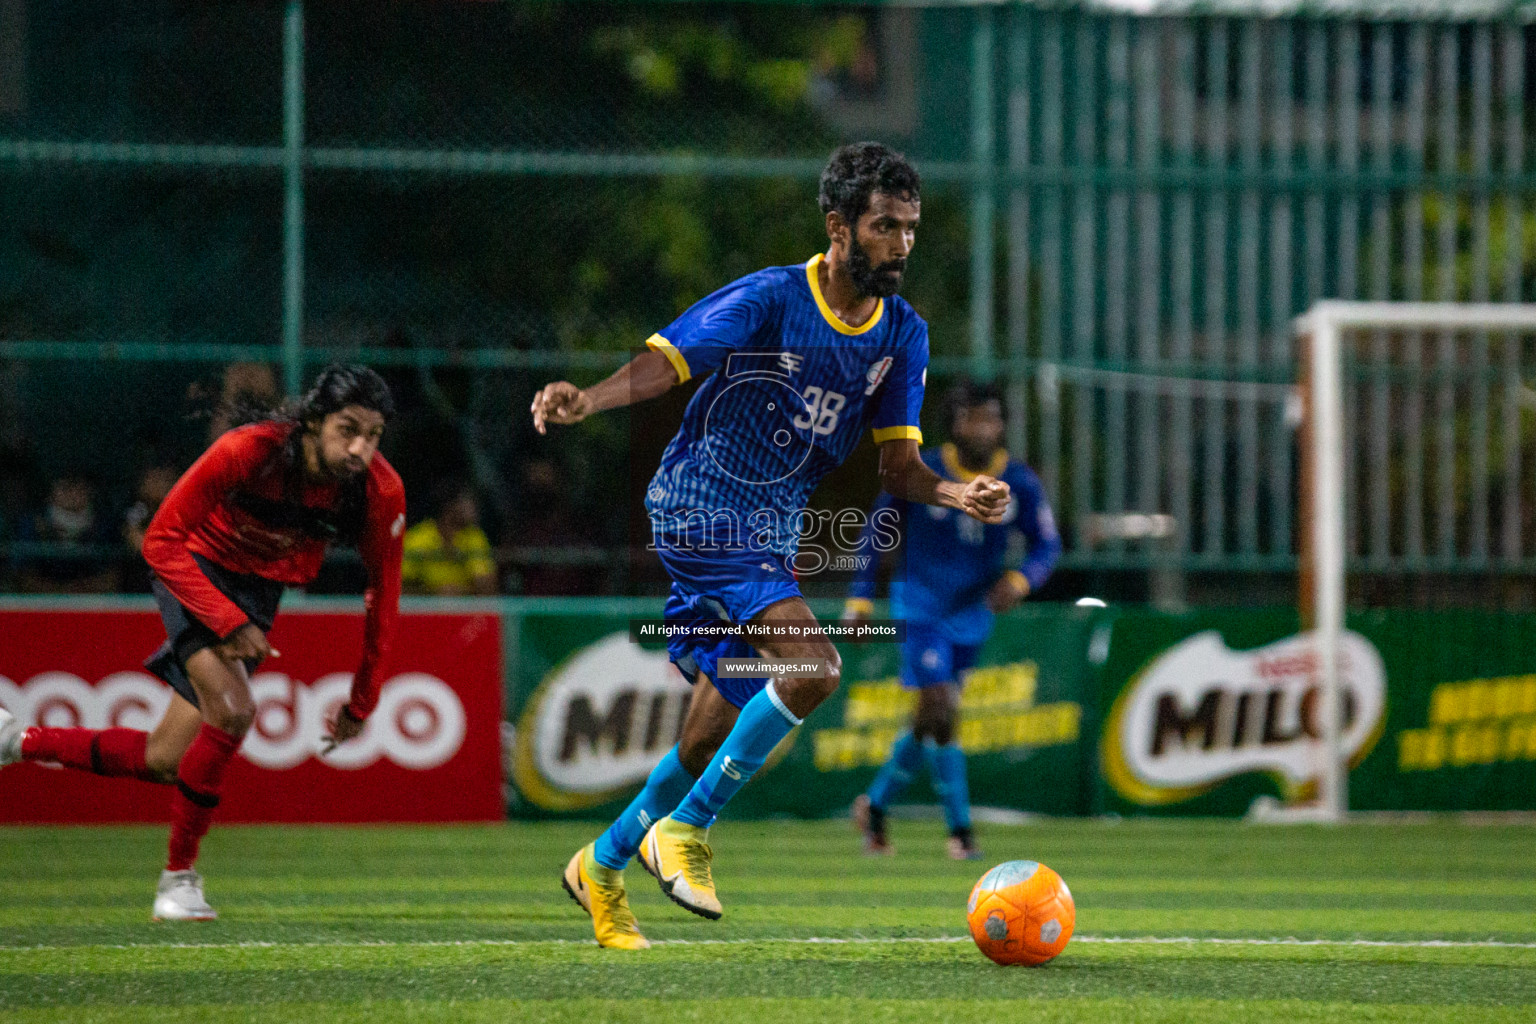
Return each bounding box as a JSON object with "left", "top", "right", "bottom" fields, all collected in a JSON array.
[{"left": 1294, "top": 301, "right": 1536, "bottom": 820}]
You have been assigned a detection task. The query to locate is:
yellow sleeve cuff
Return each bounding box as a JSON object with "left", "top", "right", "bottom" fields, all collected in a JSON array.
[
  {"left": 1004, "top": 570, "right": 1030, "bottom": 597},
  {"left": 844, "top": 598, "right": 875, "bottom": 616},
  {"left": 646, "top": 334, "right": 691, "bottom": 384},
  {"left": 872, "top": 425, "right": 923, "bottom": 444}
]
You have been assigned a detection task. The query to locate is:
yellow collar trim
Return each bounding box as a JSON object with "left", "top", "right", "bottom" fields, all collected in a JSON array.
[
  {"left": 806, "top": 254, "right": 884, "bottom": 336},
  {"left": 941, "top": 443, "right": 1008, "bottom": 483}
]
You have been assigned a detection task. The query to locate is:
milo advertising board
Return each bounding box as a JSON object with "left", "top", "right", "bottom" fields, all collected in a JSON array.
[
  {"left": 1093, "top": 610, "right": 1389, "bottom": 815},
  {"left": 1092, "top": 608, "right": 1536, "bottom": 815},
  {"left": 504, "top": 601, "right": 1096, "bottom": 820},
  {"left": 500, "top": 598, "right": 1536, "bottom": 819},
  {"left": 1345, "top": 610, "right": 1536, "bottom": 812}
]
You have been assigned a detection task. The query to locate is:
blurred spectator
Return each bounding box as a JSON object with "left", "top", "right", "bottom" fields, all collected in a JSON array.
[
  {"left": 402, "top": 479, "right": 498, "bottom": 596},
  {"left": 207, "top": 363, "right": 281, "bottom": 442},
  {"left": 507, "top": 457, "right": 603, "bottom": 596},
  {"left": 119, "top": 465, "right": 178, "bottom": 593},
  {"left": 0, "top": 442, "right": 38, "bottom": 539},
  {"left": 0, "top": 444, "right": 41, "bottom": 591},
  {"left": 15, "top": 473, "right": 118, "bottom": 593}
]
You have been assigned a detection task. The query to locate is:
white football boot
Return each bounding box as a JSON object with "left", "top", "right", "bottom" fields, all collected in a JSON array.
[
  {"left": 0, "top": 707, "right": 25, "bottom": 766},
  {"left": 152, "top": 869, "right": 218, "bottom": 922}
]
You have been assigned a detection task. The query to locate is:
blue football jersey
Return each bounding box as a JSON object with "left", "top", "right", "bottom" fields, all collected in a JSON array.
[
  {"left": 645, "top": 254, "right": 929, "bottom": 559},
  {"left": 850, "top": 445, "right": 1061, "bottom": 643}
]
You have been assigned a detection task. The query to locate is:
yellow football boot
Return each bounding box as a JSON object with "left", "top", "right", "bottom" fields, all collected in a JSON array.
[
  {"left": 639, "top": 815, "right": 722, "bottom": 920},
  {"left": 561, "top": 843, "right": 651, "bottom": 950}
]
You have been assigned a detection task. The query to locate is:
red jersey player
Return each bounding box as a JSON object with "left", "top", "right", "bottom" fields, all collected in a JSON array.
[{"left": 0, "top": 365, "right": 406, "bottom": 921}]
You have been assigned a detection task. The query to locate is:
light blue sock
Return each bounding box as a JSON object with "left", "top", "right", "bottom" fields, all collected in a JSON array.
[
  {"left": 671, "top": 684, "right": 800, "bottom": 828},
  {"left": 592, "top": 747, "right": 695, "bottom": 869},
  {"left": 927, "top": 742, "right": 972, "bottom": 832},
  {"left": 866, "top": 732, "right": 925, "bottom": 810}
]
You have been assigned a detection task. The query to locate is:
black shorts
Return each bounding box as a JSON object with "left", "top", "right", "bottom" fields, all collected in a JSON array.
[{"left": 144, "top": 553, "right": 284, "bottom": 709}]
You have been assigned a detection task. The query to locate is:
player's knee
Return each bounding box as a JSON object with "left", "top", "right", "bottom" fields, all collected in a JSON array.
[
  {"left": 928, "top": 715, "right": 955, "bottom": 747},
  {"left": 219, "top": 711, "right": 254, "bottom": 739},
  {"left": 810, "top": 650, "right": 842, "bottom": 701},
  {"left": 206, "top": 700, "right": 255, "bottom": 738},
  {"left": 823, "top": 647, "right": 843, "bottom": 686},
  {"left": 229, "top": 707, "right": 255, "bottom": 737},
  {"left": 913, "top": 712, "right": 941, "bottom": 744},
  {"left": 914, "top": 691, "right": 956, "bottom": 744}
]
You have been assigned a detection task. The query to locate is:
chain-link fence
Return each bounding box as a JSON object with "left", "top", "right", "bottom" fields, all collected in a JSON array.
[{"left": 5, "top": 1, "right": 1536, "bottom": 606}]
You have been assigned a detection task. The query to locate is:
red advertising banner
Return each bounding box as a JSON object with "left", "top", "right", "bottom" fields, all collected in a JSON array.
[{"left": 0, "top": 608, "right": 503, "bottom": 823}]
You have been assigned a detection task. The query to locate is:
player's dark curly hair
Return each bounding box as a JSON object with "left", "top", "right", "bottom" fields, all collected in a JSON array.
[
  {"left": 225, "top": 364, "right": 395, "bottom": 433},
  {"left": 945, "top": 377, "right": 1005, "bottom": 433},
  {"left": 295, "top": 363, "right": 396, "bottom": 426},
  {"left": 225, "top": 365, "right": 394, "bottom": 547},
  {"left": 818, "top": 142, "right": 921, "bottom": 228}
]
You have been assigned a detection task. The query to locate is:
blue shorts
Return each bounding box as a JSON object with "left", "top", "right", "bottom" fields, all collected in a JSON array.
[
  {"left": 657, "top": 544, "right": 802, "bottom": 710},
  {"left": 900, "top": 620, "right": 983, "bottom": 690}
]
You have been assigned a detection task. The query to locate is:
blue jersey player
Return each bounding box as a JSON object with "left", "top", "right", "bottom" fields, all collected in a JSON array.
[
  {"left": 530, "top": 144, "right": 1012, "bottom": 949},
  {"left": 846, "top": 379, "right": 1060, "bottom": 860}
]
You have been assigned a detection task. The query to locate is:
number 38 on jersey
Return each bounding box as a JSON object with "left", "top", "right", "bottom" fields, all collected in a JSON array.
[{"left": 793, "top": 386, "right": 846, "bottom": 437}]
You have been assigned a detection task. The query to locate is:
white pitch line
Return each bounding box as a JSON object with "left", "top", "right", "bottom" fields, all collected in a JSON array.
[
  {"left": 1073, "top": 936, "right": 1536, "bottom": 949},
  {"left": 2, "top": 935, "right": 1535, "bottom": 953}
]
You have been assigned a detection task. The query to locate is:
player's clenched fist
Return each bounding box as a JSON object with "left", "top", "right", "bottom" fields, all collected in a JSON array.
[
  {"left": 531, "top": 381, "right": 592, "bottom": 434},
  {"left": 959, "top": 475, "right": 1010, "bottom": 524}
]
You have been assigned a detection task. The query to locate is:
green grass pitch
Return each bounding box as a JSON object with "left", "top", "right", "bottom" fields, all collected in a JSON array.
[{"left": 2, "top": 818, "right": 1533, "bottom": 1022}]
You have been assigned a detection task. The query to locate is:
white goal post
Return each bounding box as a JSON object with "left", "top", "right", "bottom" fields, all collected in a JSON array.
[{"left": 1294, "top": 301, "right": 1536, "bottom": 822}]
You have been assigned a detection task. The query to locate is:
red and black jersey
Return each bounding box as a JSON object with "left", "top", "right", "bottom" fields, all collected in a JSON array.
[{"left": 141, "top": 421, "right": 406, "bottom": 718}]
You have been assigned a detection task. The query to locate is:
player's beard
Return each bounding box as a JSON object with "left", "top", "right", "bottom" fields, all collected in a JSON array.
[
  {"left": 954, "top": 435, "right": 1002, "bottom": 469},
  {"left": 322, "top": 451, "right": 368, "bottom": 481},
  {"left": 847, "top": 234, "right": 906, "bottom": 298}
]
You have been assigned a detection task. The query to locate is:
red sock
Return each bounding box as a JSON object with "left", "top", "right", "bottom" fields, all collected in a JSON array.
[
  {"left": 22, "top": 727, "right": 161, "bottom": 782},
  {"left": 166, "top": 723, "right": 242, "bottom": 872}
]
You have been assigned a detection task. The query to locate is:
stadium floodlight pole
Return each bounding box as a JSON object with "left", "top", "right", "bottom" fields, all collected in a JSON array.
[{"left": 1294, "top": 300, "right": 1536, "bottom": 824}]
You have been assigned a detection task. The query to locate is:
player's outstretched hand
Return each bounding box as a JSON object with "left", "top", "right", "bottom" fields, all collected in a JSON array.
[
  {"left": 959, "top": 475, "right": 1011, "bottom": 524},
  {"left": 531, "top": 381, "right": 591, "bottom": 434},
  {"left": 321, "top": 706, "right": 365, "bottom": 756},
  {"left": 986, "top": 572, "right": 1030, "bottom": 613},
  {"left": 214, "top": 623, "right": 279, "bottom": 664}
]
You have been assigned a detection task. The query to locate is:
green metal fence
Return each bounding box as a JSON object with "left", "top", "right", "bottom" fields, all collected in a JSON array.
[{"left": 6, "top": 1, "right": 1536, "bottom": 594}]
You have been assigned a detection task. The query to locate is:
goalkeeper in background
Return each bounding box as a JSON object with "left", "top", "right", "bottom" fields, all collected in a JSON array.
[{"left": 845, "top": 379, "right": 1060, "bottom": 859}]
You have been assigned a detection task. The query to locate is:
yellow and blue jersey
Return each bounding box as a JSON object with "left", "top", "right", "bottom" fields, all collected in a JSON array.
[
  {"left": 644, "top": 254, "right": 928, "bottom": 561},
  {"left": 850, "top": 444, "right": 1061, "bottom": 647}
]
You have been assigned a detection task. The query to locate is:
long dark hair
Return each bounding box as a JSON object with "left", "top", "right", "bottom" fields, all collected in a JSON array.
[{"left": 225, "top": 365, "right": 394, "bottom": 547}]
